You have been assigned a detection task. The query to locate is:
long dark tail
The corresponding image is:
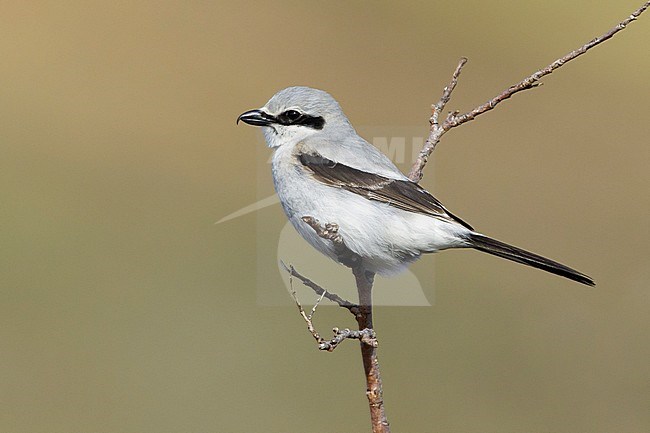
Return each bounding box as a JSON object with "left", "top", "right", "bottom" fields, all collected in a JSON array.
[{"left": 467, "top": 233, "right": 595, "bottom": 286}]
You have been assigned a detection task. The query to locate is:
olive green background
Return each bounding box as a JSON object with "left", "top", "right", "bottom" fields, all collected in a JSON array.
[{"left": 2, "top": 2, "right": 649, "bottom": 432}]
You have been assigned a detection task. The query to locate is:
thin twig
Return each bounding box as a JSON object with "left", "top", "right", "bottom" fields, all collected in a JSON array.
[
  {"left": 408, "top": 1, "right": 650, "bottom": 182},
  {"left": 288, "top": 271, "right": 326, "bottom": 345},
  {"left": 287, "top": 263, "right": 376, "bottom": 352},
  {"left": 321, "top": 327, "right": 378, "bottom": 351},
  {"left": 281, "top": 261, "right": 360, "bottom": 316},
  {"left": 408, "top": 57, "right": 467, "bottom": 181}
]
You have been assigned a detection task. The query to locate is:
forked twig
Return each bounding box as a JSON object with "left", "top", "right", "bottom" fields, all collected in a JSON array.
[
  {"left": 408, "top": 1, "right": 650, "bottom": 182},
  {"left": 281, "top": 261, "right": 360, "bottom": 316},
  {"left": 287, "top": 266, "right": 375, "bottom": 352}
]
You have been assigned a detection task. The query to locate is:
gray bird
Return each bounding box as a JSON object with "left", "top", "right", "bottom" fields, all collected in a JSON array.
[{"left": 237, "top": 86, "right": 594, "bottom": 286}]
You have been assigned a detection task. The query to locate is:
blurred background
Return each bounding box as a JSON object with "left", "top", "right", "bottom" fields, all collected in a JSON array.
[{"left": 1, "top": 1, "right": 649, "bottom": 432}]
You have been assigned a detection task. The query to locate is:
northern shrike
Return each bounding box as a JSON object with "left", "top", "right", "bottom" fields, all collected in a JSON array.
[{"left": 237, "top": 86, "right": 594, "bottom": 286}]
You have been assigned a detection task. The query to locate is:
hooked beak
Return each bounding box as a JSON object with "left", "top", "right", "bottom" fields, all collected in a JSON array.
[{"left": 236, "top": 109, "right": 276, "bottom": 127}]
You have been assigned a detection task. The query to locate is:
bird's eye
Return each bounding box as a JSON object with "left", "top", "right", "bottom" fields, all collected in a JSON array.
[{"left": 282, "top": 109, "right": 302, "bottom": 122}]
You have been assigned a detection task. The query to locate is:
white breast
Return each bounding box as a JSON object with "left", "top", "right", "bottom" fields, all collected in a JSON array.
[{"left": 270, "top": 143, "right": 469, "bottom": 275}]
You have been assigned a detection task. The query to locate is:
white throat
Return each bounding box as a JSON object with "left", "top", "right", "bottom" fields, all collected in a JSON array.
[{"left": 263, "top": 124, "right": 319, "bottom": 149}]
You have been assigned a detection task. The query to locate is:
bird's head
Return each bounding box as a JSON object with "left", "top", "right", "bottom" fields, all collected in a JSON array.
[{"left": 237, "top": 86, "right": 354, "bottom": 148}]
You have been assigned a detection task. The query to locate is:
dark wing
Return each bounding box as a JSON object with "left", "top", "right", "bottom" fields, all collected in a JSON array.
[{"left": 299, "top": 153, "right": 473, "bottom": 230}]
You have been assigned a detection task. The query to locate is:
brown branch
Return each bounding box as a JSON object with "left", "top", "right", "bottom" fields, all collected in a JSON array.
[
  {"left": 282, "top": 261, "right": 360, "bottom": 316},
  {"left": 327, "top": 327, "right": 378, "bottom": 350},
  {"left": 288, "top": 277, "right": 327, "bottom": 347},
  {"left": 287, "top": 269, "right": 375, "bottom": 351},
  {"left": 408, "top": 57, "right": 467, "bottom": 181},
  {"left": 352, "top": 266, "right": 389, "bottom": 433},
  {"left": 286, "top": 216, "right": 390, "bottom": 433},
  {"left": 408, "top": 1, "right": 650, "bottom": 182}
]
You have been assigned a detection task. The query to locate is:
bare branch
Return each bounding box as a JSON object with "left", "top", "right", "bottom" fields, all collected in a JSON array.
[
  {"left": 408, "top": 57, "right": 467, "bottom": 181},
  {"left": 293, "top": 217, "right": 390, "bottom": 432},
  {"left": 408, "top": 1, "right": 650, "bottom": 181},
  {"left": 433, "top": 57, "right": 467, "bottom": 126},
  {"left": 350, "top": 266, "right": 389, "bottom": 433},
  {"left": 282, "top": 261, "right": 360, "bottom": 316},
  {"left": 287, "top": 265, "right": 376, "bottom": 352},
  {"left": 288, "top": 274, "right": 326, "bottom": 345},
  {"left": 321, "top": 327, "right": 378, "bottom": 351}
]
